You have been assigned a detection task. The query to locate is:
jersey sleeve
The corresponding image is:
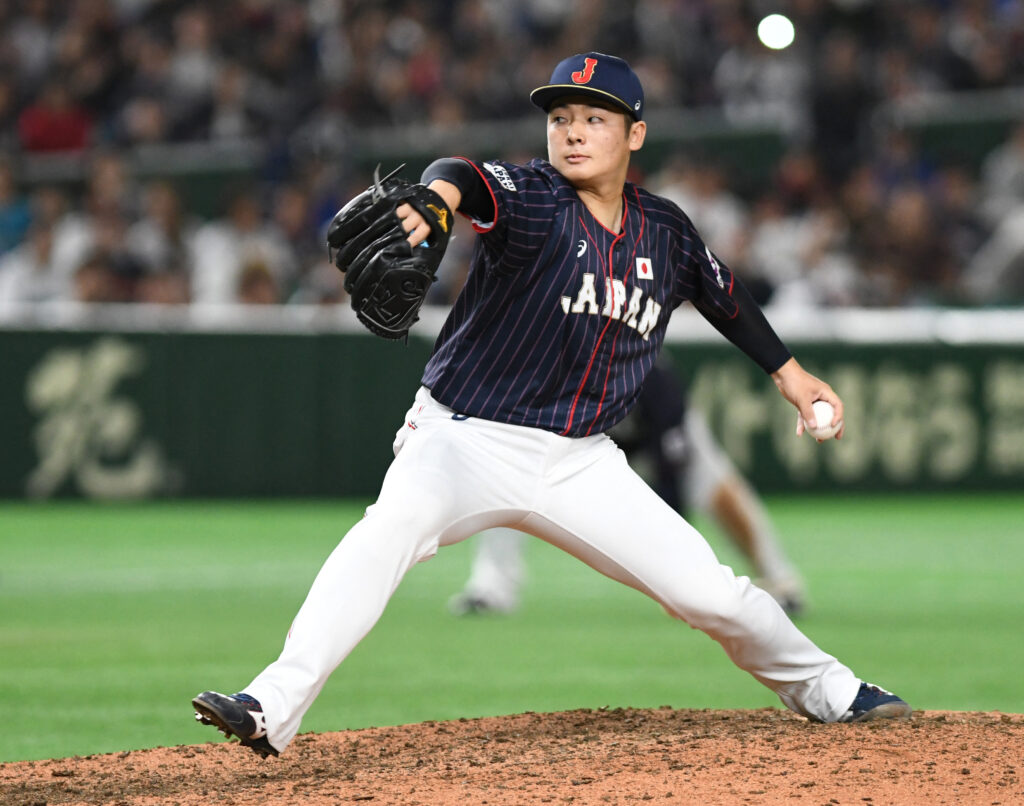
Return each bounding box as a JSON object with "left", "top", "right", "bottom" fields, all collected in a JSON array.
[
  {"left": 670, "top": 209, "right": 791, "bottom": 374},
  {"left": 455, "top": 158, "right": 556, "bottom": 275},
  {"left": 674, "top": 225, "right": 738, "bottom": 318}
]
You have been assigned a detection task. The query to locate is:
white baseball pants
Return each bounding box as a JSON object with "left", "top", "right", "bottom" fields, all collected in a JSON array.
[{"left": 247, "top": 387, "right": 859, "bottom": 752}]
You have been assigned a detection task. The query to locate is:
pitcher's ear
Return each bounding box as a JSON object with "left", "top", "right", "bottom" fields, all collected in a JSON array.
[{"left": 629, "top": 120, "right": 647, "bottom": 151}]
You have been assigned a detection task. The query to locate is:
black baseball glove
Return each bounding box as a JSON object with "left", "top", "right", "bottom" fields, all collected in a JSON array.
[{"left": 327, "top": 165, "right": 452, "bottom": 340}]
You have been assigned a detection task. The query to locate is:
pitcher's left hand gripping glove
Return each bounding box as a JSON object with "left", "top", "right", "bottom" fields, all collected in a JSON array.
[{"left": 327, "top": 165, "right": 452, "bottom": 340}]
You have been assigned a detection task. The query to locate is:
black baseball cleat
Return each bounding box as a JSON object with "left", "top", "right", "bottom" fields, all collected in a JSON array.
[
  {"left": 192, "top": 690, "right": 279, "bottom": 758},
  {"left": 837, "top": 682, "right": 913, "bottom": 723}
]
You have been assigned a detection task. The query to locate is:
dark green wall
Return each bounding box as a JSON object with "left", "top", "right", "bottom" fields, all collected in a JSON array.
[{"left": 2, "top": 328, "right": 1022, "bottom": 499}]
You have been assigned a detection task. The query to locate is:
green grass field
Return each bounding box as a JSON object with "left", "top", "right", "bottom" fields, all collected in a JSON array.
[{"left": 2, "top": 493, "right": 1022, "bottom": 763}]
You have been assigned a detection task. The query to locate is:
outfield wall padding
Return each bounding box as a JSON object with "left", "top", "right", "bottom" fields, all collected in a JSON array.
[{"left": 3, "top": 312, "right": 1022, "bottom": 499}]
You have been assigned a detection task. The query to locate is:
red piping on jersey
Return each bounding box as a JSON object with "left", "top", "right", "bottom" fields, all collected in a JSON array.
[
  {"left": 584, "top": 186, "right": 646, "bottom": 436},
  {"left": 561, "top": 215, "right": 617, "bottom": 435},
  {"left": 562, "top": 191, "right": 644, "bottom": 437},
  {"left": 456, "top": 157, "right": 499, "bottom": 232}
]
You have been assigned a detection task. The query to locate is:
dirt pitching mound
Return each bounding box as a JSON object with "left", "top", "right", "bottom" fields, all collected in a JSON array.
[{"left": 2, "top": 708, "right": 1022, "bottom": 805}]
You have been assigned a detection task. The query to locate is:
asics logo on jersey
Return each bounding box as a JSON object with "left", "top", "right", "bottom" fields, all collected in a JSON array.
[
  {"left": 577, "top": 240, "right": 587, "bottom": 257},
  {"left": 483, "top": 162, "right": 517, "bottom": 192},
  {"left": 571, "top": 58, "right": 598, "bottom": 84},
  {"left": 560, "top": 273, "right": 662, "bottom": 340}
]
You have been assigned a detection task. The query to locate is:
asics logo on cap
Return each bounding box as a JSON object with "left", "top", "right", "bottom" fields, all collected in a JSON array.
[{"left": 571, "top": 58, "right": 597, "bottom": 84}]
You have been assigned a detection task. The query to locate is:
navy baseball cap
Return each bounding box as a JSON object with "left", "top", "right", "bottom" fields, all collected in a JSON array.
[{"left": 531, "top": 52, "right": 644, "bottom": 120}]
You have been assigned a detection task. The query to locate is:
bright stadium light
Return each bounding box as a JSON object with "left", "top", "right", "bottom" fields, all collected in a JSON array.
[{"left": 757, "top": 14, "right": 796, "bottom": 50}]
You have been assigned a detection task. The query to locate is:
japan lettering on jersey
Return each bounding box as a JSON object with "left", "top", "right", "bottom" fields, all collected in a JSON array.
[{"left": 421, "top": 158, "right": 738, "bottom": 438}]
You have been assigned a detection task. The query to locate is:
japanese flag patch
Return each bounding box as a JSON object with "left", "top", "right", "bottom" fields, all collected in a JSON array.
[{"left": 635, "top": 257, "right": 653, "bottom": 280}]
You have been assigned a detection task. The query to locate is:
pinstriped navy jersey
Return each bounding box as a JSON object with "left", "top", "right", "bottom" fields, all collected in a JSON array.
[{"left": 421, "top": 157, "right": 739, "bottom": 437}]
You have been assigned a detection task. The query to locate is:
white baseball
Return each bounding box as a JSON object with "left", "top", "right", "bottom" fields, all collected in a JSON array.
[{"left": 803, "top": 400, "right": 841, "bottom": 440}]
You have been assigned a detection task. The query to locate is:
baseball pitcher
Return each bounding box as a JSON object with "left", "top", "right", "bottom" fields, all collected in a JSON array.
[{"left": 193, "top": 52, "right": 910, "bottom": 758}]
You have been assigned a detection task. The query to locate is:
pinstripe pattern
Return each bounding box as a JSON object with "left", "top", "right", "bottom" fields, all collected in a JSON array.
[{"left": 422, "top": 158, "right": 740, "bottom": 437}]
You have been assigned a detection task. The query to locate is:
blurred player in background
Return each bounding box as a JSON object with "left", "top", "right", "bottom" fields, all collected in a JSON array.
[{"left": 450, "top": 360, "right": 807, "bottom": 617}]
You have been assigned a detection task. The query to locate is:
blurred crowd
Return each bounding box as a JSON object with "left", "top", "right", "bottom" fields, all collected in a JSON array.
[{"left": 2, "top": 0, "right": 1024, "bottom": 312}]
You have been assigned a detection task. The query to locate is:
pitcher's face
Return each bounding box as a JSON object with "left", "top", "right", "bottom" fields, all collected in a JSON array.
[{"left": 546, "top": 100, "right": 645, "bottom": 187}]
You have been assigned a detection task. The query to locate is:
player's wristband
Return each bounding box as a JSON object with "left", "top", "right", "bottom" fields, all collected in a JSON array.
[{"left": 421, "top": 158, "right": 492, "bottom": 221}]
